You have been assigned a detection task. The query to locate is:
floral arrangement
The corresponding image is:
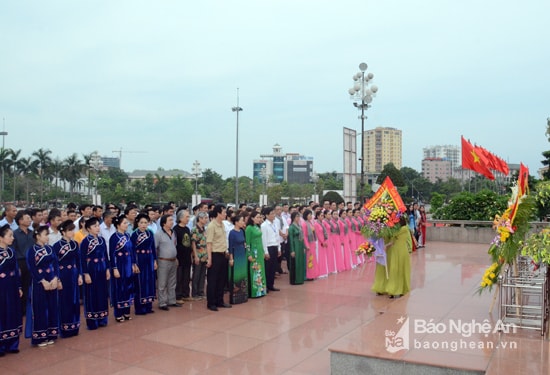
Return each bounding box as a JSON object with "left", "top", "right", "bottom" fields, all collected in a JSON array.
[
  {"left": 478, "top": 178, "right": 534, "bottom": 294},
  {"left": 361, "top": 197, "right": 403, "bottom": 241},
  {"left": 356, "top": 241, "right": 377, "bottom": 257},
  {"left": 480, "top": 262, "right": 502, "bottom": 291},
  {"left": 493, "top": 212, "right": 514, "bottom": 243}
]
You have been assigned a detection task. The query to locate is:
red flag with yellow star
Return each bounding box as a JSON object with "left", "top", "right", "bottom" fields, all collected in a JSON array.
[{"left": 461, "top": 136, "right": 495, "bottom": 180}]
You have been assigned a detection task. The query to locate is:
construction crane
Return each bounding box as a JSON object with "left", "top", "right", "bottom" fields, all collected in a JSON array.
[{"left": 112, "top": 148, "right": 147, "bottom": 171}]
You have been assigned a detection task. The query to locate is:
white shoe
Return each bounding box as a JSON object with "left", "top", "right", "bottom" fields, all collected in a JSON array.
[
  {"left": 37, "top": 342, "right": 48, "bottom": 347},
  {"left": 47, "top": 340, "right": 55, "bottom": 345}
]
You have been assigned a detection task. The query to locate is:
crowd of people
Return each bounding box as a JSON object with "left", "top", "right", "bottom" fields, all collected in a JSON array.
[{"left": 0, "top": 199, "right": 425, "bottom": 355}]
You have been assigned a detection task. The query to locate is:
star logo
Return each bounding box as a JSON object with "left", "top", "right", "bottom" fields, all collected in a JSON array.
[
  {"left": 397, "top": 316, "right": 406, "bottom": 324},
  {"left": 471, "top": 150, "right": 481, "bottom": 163}
]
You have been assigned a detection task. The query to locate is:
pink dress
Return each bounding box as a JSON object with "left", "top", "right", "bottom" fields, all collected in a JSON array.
[
  {"left": 349, "top": 217, "right": 361, "bottom": 266},
  {"left": 324, "top": 219, "right": 338, "bottom": 274},
  {"left": 338, "top": 219, "right": 352, "bottom": 271},
  {"left": 301, "top": 220, "right": 318, "bottom": 280},
  {"left": 330, "top": 219, "right": 346, "bottom": 272},
  {"left": 346, "top": 216, "right": 357, "bottom": 268},
  {"left": 314, "top": 220, "right": 329, "bottom": 278}
]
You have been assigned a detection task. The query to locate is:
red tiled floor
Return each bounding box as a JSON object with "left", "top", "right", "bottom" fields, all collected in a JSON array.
[{"left": 3, "top": 241, "right": 548, "bottom": 374}]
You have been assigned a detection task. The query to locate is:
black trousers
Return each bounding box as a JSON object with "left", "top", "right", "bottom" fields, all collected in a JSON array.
[
  {"left": 265, "top": 246, "right": 279, "bottom": 289},
  {"left": 17, "top": 259, "right": 30, "bottom": 316},
  {"left": 176, "top": 261, "right": 192, "bottom": 299},
  {"left": 279, "top": 241, "right": 289, "bottom": 272},
  {"left": 207, "top": 252, "right": 227, "bottom": 307}
]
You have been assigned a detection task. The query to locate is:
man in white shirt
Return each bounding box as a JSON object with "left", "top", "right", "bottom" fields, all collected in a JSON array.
[
  {"left": 0, "top": 203, "right": 18, "bottom": 231},
  {"left": 261, "top": 207, "right": 281, "bottom": 292},
  {"left": 99, "top": 210, "right": 116, "bottom": 255},
  {"left": 274, "top": 205, "right": 289, "bottom": 274}
]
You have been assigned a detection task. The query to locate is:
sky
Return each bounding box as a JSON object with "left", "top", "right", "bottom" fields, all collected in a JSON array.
[{"left": 1, "top": 0, "right": 549, "bottom": 178}]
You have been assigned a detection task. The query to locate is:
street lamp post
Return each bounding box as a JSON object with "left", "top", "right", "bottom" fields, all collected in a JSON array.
[
  {"left": 89, "top": 152, "right": 103, "bottom": 205},
  {"left": 348, "top": 62, "right": 378, "bottom": 205},
  {"left": 311, "top": 171, "right": 319, "bottom": 203},
  {"left": 232, "top": 89, "right": 243, "bottom": 206},
  {"left": 192, "top": 160, "right": 202, "bottom": 207}
]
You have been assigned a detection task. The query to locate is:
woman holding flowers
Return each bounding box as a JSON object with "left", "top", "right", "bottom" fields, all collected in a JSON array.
[{"left": 384, "top": 216, "right": 412, "bottom": 298}]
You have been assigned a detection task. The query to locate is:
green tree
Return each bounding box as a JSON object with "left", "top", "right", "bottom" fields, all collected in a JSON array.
[
  {"left": 322, "top": 191, "right": 344, "bottom": 204},
  {"left": 61, "top": 153, "right": 85, "bottom": 197},
  {"left": 430, "top": 192, "right": 445, "bottom": 213},
  {"left": 432, "top": 177, "right": 463, "bottom": 199},
  {"left": 19, "top": 157, "right": 40, "bottom": 203},
  {"left": 166, "top": 175, "right": 193, "bottom": 204},
  {"left": 7, "top": 149, "right": 24, "bottom": 201},
  {"left": 48, "top": 157, "right": 64, "bottom": 202},
  {"left": 376, "top": 163, "right": 405, "bottom": 187},
  {"left": 201, "top": 169, "right": 224, "bottom": 201},
  {"left": 317, "top": 171, "right": 343, "bottom": 190},
  {"left": 154, "top": 174, "right": 169, "bottom": 203},
  {"left": 533, "top": 180, "right": 550, "bottom": 220},
  {"left": 32, "top": 148, "right": 52, "bottom": 204},
  {"left": 434, "top": 189, "right": 508, "bottom": 220}
]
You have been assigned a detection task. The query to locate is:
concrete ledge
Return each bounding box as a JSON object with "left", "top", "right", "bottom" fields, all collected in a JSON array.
[
  {"left": 330, "top": 352, "right": 484, "bottom": 375},
  {"left": 426, "top": 221, "right": 549, "bottom": 244}
]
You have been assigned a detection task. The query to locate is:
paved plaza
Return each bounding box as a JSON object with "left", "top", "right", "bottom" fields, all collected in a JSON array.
[{"left": 1, "top": 241, "right": 548, "bottom": 374}]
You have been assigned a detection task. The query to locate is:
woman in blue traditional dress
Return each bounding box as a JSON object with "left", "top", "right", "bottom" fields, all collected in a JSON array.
[
  {"left": 80, "top": 218, "right": 110, "bottom": 330},
  {"left": 109, "top": 214, "right": 136, "bottom": 322},
  {"left": 52, "top": 220, "right": 82, "bottom": 338},
  {"left": 130, "top": 213, "right": 157, "bottom": 315},
  {"left": 245, "top": 212, "right": 267, "bottom": 298},
  {"left": 0, "top": 224, "right": 22, "bottom": 356},
  {"left": 228, "top": 214, "right": 248, "bottom": 304},
  {"left": 25, "top": 225, "right": 60, "bottom": 347}
]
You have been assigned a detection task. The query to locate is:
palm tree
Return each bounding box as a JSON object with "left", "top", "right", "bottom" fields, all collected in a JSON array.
[
  {"left": 19, "top": 157, "right": 39, "bottom": 203},
  {"left": 0, "top": 147, "right": 11, "bottom": 203},
  {"left": 154, "top": 174, "right": 169, "bottom": 202},
  {"left": 6, "top": 149, "right": 23, "bottom": 203},
  {"left": 48, "top": 157, "right": 64, "bottom": 203},
  {"left": 32, "top": 148, "right": 52, "bottom": 204},
  {"left": 61, "top": 153, "right": 84, "bottom": 197}
]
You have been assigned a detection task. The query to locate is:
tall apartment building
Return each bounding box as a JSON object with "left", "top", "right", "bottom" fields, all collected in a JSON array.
[
  {"left": 364, "top": 127, "right": 402, "bottom": 173},
  {"left": 422, "top": 145, "right": 460, "bottom": 167},
  {"left": 422, "top": 145, "right": 460, "bottom": 180}
]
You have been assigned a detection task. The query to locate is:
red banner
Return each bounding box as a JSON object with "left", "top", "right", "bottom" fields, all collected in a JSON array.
[{"left": 364, "top": 176, "right": 406, "bottom": 212}]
